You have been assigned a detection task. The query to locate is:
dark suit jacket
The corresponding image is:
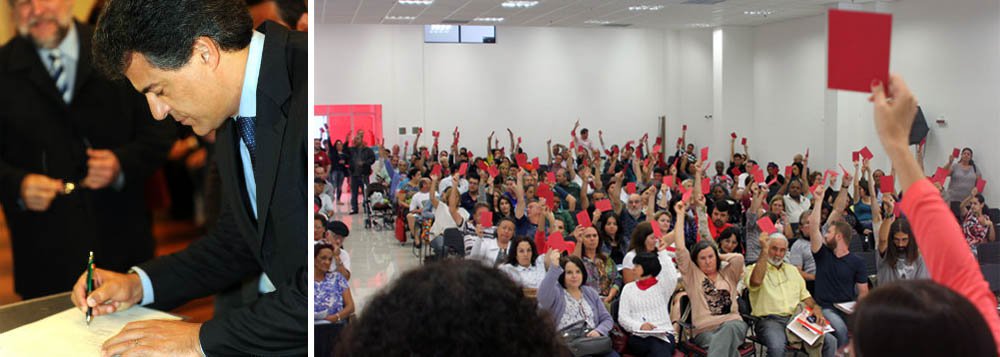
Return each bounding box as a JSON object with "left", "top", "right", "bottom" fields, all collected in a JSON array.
[
  {"left": 139, "top": 22, "right": 308, "bottom": 356},
  {"left": 0, "top": 22, "right": 176, "bottom": 299}
]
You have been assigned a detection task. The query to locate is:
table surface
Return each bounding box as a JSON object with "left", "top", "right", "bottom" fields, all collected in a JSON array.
[{"left": 0, "top": 292, "right": 74, "bottom": 333}]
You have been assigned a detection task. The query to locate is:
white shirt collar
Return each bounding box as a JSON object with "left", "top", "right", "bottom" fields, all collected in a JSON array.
[
  {"left": 234, "top": 30, "right": 265, "bottom": 119},
  {"left": 38, "top": 22, "right": 79, "bottom": 61}
]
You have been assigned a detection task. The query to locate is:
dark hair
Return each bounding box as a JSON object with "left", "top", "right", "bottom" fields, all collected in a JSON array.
[
  {"left": 314, "top": 243, "right": 333, "bottom": 257},
  {"left": 830, "top": 220, "right": 854, "bottom": 245},
  {"left": 506, "top": 236, "right": 538, "bottom": 267},
  {"left": 580, "top": 128, "right": 589, "bottom": 135},
  {"left": 498, "top": 196, "right": 515, "bottom": 217},
  {"left": 314, "top": 213, "right": 327, "bottom": 225},
  {"left": 274, "top": 0, "right": 307, "bottom": 29},
  {"left": 497, "top": 216, "right": 517, "bottom": 229},
  {"left": 689, "top": 240, "right": 721, "bottom": 272},
  {"left": 851, "top": 280, "right": 997, "bottom": 357},
  {"left": 314, "top": 177, "right": 326, "bottom": 185},
  {"left": 633, "top": 252, "right": 661, "bottom": 278},
  {"left": 93, "top": 0, "right": 253, "bottom": 79},
  {"left": 963, "top": 147, "right": 979, "bottom": 174},
  {"left": 717, "top": 227, "right": 742, "bottom": 254},
  {"left": 629, "top": 222, "right": 656, "bottom": 254},
  {"left": 712, "top": 198, "right": 731, "bottom": 214},
  {"left": 885, "top": 218, "right": 918, "bottom": 269},
  {"left": 858, "top": 179, "right": 871, "bottom": 197},
  {"left": 558, "top": 255, "right": 588, "bottom": 289},
  {"left": 336, "top": 260, "right": 563, "bottom": 356},
  {"left": 598, "top": 212, "right": 624, "bottom": 247}
]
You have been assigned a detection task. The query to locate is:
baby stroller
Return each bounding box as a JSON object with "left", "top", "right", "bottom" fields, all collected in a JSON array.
[{"left": 364, "top": 182, "right": 395, "bottom": 231}]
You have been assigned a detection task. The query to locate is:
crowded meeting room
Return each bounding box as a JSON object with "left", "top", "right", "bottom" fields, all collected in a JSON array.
[{"left": 316, "top": 0, "right": 1000, "bottom": 356}]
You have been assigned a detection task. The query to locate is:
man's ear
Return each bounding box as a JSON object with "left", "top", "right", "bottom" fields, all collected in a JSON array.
[{"left": 191, "top": 36, "right": 222, "bottom": 70}]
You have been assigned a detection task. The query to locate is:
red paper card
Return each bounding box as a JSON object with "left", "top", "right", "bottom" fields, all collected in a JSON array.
[
  {"left": 651, "top": 220, "right": 663, "bottom": 238},
  {"left": 932, "top": 167, "right": 949, "bottom": 184},
  {"left": 839, "top": 164, "right": 850, "bottom": 178},
  {"left": 785, "top": 166, "right": 793, "bottom": 178},
  {"left": 681, "top": 190, "right": 692, "bottom": 203},
  {"left": 677, "top": 137, "right": 683, "bottom": 145},
  {"left": 653, "top": 145, "right": 661, "bottom": 154},
  {"left": 663, "top": 175, "right": 675, "bottom": 188},
  {"left": 700, "top": 147, "right": 709, "bottom": 162},
  {"left": 953, "top": 148, "right": 961, "bottom": 158},
  {"left": 458, "top": 163, "right": 468, "bottom": 176},
  {"left": 701, "top": 178, "right": 711, "bottom": 193},
  {"left": 753, "top": 170, "right": 765, "bottom": 184},
  {"left": 548, "top": 231, "right": 576, "bottom": 253},
  {"left": 517, "top": 137, "right": 522, "bottom": 144},
  {"left": 477, "top": 161, "right": 489, "bottom": 172},
  {"left": 810, "top": 183, "right": 821, "bottom": 194},
  {"left": 576, "top": 210, "right": 593, "bottom": 228},
  {"left": 880, "top": 175, "right": 895, "bottom": 193},
  {"left": 487, "top": 166, "right": 499, "bottom": 178},
  {"left": 595, "top": 199, "right": 612, "bottom": 212},
  {"left": 422, "top": 149, "right": 430, "bottom": 159},
  {"left": 626, "top": 182, "right": 637, "bottom": 195},
  {"left": 546, "top": 172, "right": 556, "bottom": 183},
  {"left": 893, "top": 202, "right": 902, "bottom": 218},
  {"left": 535, "top": 230, "right": 547, "bottom": 253},
  {"left": 537, "top": 184, "right": 556, "bottom": 210},
  {"left": 516, "top": 153, "right": 528, "bottom": 168},
  {"left": 757, "top": 216, "right": 777, "bottom": 235},
  {"left": 741, "top": 137, "right": 747, "bottom": 145},
  {"left": 827, "top": 9, "right": 892, "bottom": 93},
  {"left": 731, "top": 132, "right": 737, "bottom": 139},
  {"left": 479, "top": 211, "right": 493, "bottom": 228},
  {"left": 531, "top": 157, "right": 540, "bottom": 170},
  {"left": 683, "top": 124, "right": 688, "bottom": 131},
  {"left": 733, "top": 167, "right": 742, "bottom": 176},
  {"left": 432, "top": 131, "right": 440, "bottom": 137},
  {"left": 467, "top": 151, "right": 474, "bottom": 158},
  {"left": 852, "top": 151, "right": 860, "bottom": 162},
  {"left": 430, "top": 164, "right": 442, "bottom": 177},
  {"left": 859, "top": 146, "right": 874, "bottom": 160},
  {"left": 977, "top": 178, "right": 987, "bottom": 193}
]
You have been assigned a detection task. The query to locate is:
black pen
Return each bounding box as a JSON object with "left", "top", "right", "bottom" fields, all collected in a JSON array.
[{"left": 86, "top": 251, "right": 94, "bottom": 325}]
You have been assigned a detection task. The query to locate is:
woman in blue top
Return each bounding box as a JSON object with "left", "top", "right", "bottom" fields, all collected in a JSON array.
[
  {"left": 315, "top": 244, "right": 355, "bottom": 357},
  {"left": 852, "top": 160, "right": 876, "bottom": 235}
]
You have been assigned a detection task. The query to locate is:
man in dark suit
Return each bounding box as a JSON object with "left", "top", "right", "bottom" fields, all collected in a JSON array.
[
  {"left": 68, "top": 0, "right": 307, "bottom": 355},
  {"left": 0, "top": 0, "right": 175, "bottom": 299}
]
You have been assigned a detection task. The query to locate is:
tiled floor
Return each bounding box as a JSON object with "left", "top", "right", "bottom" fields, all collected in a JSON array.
[{"left": 329, "top": 193, "right": 421, "bottom": 313}]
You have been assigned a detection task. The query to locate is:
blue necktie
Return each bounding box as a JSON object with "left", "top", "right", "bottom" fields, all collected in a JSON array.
[
  {"left": 49, "top": 49, "right": 69, "bottom": 103},
  {"left": 236, "top": 116, "right": 257, "bottom": 170}
]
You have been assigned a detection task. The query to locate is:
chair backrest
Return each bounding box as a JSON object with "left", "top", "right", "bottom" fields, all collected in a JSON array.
[
  {"left": 853, "top": 251, "right": 877, "bottom": 276},
  {"left": 979, "top": 242, "right": 1000, "bottom": 265},
  {"left": 442, "top": 228, "right": 466, "bottom": 257},
  {"left": 987, "top": 208, "right": 1000, "bottom": 226},
  {"left": 980, "top": 263, "right": 1000, "bottom": 294}
]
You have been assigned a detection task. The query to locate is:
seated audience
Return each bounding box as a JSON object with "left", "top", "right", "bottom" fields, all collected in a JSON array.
[
  {"left": 315, "top": 244, "right": 355, "bottom": 357},
  {"left": 538, "top": 250, "right": 618, "bottom": 357},
  {"left": 874, "top": 196, "right": 928, "bottom": 284},
  {"left": 960, "top": 189, "right": 996, "bottom": 255},
  {"left": 500, "top": 236, "right": 547, "bottom": 296},
  {"left": 470, "top": 217, "right": 517, "bottom": 267},
  {"left": 618, "top": 250, "right": 680, "bottom": 357},
  {"left": 572, "top": 226, "right": 622, "bottom": 306},
  {"left": 745, "top": 233, "right": 835, "bottom": 357},
  {"left": 673, "top": 198, "right": 749, "bottom": 357},
  {"left": 325, "top": 220, "right": 352, "bottom": 280},
  {"left": 622, "top": 222, "right": 669, "bottom": 284}
]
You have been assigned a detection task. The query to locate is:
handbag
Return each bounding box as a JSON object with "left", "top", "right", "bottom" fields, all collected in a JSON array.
[{"left": 559, "top": 320, "right": 612, "bottom": 357}]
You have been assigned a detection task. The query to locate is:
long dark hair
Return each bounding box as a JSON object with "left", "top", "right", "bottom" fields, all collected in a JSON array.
[
  {"left": 598, "top": 212, "right": 625, "bottom": 248},
  {"left": 963, "top": 147, "right": 979, "bottom": 174},
  {"left": 885, "top": 218, "right": 919, "bottom": 269},
  {"left": 506, "top": 236, "right": 539, "bottom": 267},
  {"left": 852, "top": 280, "right": 997, "bottom": 357},
  {"left": 558, "top": 255, "right": 589, "bottom": 289}
]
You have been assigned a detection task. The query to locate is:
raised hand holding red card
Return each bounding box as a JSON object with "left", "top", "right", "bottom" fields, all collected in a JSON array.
[
  {"left": 594, "top": 199, "right": 612, "bottom": 212},
  {"left": 548, "top": 231, "right": 576, "bottom": 253},
  {"left": 576, "top": 210, "right": 593, "bottom": 228},
  {"left": 479, "top": 211, "right": 493, "bottom": 228},
  {"left": 859, "top": 146, "right": 874, "bottom": 160},
  {"left": 827, "top": 9, "right": 892, "bottom": 93},
  {"left": 976, "top": 178, "right": 987, "bottom": 193},
  {"left": 757, "top": 216, "right": 777, "bottom": 235},
  {"left": 880, "top": 175, "right": 895, "bottom": 194},
  {"left": 700, "top": 147, "right": 709, "bottom": 162}
]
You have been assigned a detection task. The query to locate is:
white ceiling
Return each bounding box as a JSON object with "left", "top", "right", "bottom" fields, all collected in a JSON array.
[{"left": 318, "top": 0, "right": 879, "bottom": 29}]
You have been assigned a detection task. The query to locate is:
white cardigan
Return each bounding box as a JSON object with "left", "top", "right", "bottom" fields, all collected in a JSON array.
[{"left": 618, "top": 250, "right": 679, "bottom": 342}]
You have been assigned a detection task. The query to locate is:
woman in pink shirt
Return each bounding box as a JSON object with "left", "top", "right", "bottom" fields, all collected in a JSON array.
[{"left": 850, "top": 75, "right": 1000, "bottom": 357}]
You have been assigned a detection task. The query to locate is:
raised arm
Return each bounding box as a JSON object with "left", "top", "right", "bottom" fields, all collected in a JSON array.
[
  {"left": 514, "top": 170, "right": 527, "bottom": 219},
  {"left": 960, "top": 188, "right": 977, "bottom": 217},
  {"left": 827, "top": 173, "right": 852, "bottom": 224},
  {"left": 748, "top": 234, "right": 770, "bottom": 288},
  {"left": 507, "top": 128, "right": 516, "bottom": 155},
  {"left": 808, "top": 188, "right": 827, "bottom": 253},
  {"left": 610, "top": 172, "right": 625, "bottom": 216},
  {"left": 448, "top": 180, "right": 464, "bottom": 226},
  {"left": 853, "top": 161, "right": 862, "bottom": 203},
  {"left": 673, "top": 200, "right": 690, "bottom": 259},
  {"left": 877, "top": 196, "right": 895, "bottom": 255},
  {"left": 546, "top": 139, "right": 553, "bottom": 166},
  {"left": 429, "top": 174, "right": 441, "bottom": 208}
]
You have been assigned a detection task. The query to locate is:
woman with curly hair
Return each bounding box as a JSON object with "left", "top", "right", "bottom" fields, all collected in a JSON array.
[{"left": 336, "top": 259, "right": 564, "bottom": 356}]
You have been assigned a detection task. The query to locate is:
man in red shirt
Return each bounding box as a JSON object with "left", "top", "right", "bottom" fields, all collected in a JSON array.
[{"left": 314, "top": 138, "right": 331, "bottom": 171}]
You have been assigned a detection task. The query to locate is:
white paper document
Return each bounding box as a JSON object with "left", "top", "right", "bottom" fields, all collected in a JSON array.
[{"left": 0, "top": 307, "right": 180, "bottom": 356}]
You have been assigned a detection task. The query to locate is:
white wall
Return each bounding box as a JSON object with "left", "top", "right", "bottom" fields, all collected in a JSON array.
[
  {"left": 316, "top": 24, "right": 668, "bottom": 157},
  {"left": 751, "top": 0, "right": 1000, "bottom": 203}
]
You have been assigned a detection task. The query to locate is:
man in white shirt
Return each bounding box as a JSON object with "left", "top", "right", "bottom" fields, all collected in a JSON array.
[
  {"left": 784, "top": 180, "right": 812, "bottom": 225},
  {"left": 571, "top": 120, "right": 597, "bottom": 153},
  {"left": 408, "top": 178, "right": 433, "bottom": 242}
]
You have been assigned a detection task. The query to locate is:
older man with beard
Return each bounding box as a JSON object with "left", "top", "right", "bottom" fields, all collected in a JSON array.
[
  {"left": 609, "top": 172, "right": 646, "bottom": 239},
  {"left": 0, "top": 0, "right": 175, "bottom": 299},
  {"left": 745, "top": 233, "right": 836, "bottom": 357}
]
